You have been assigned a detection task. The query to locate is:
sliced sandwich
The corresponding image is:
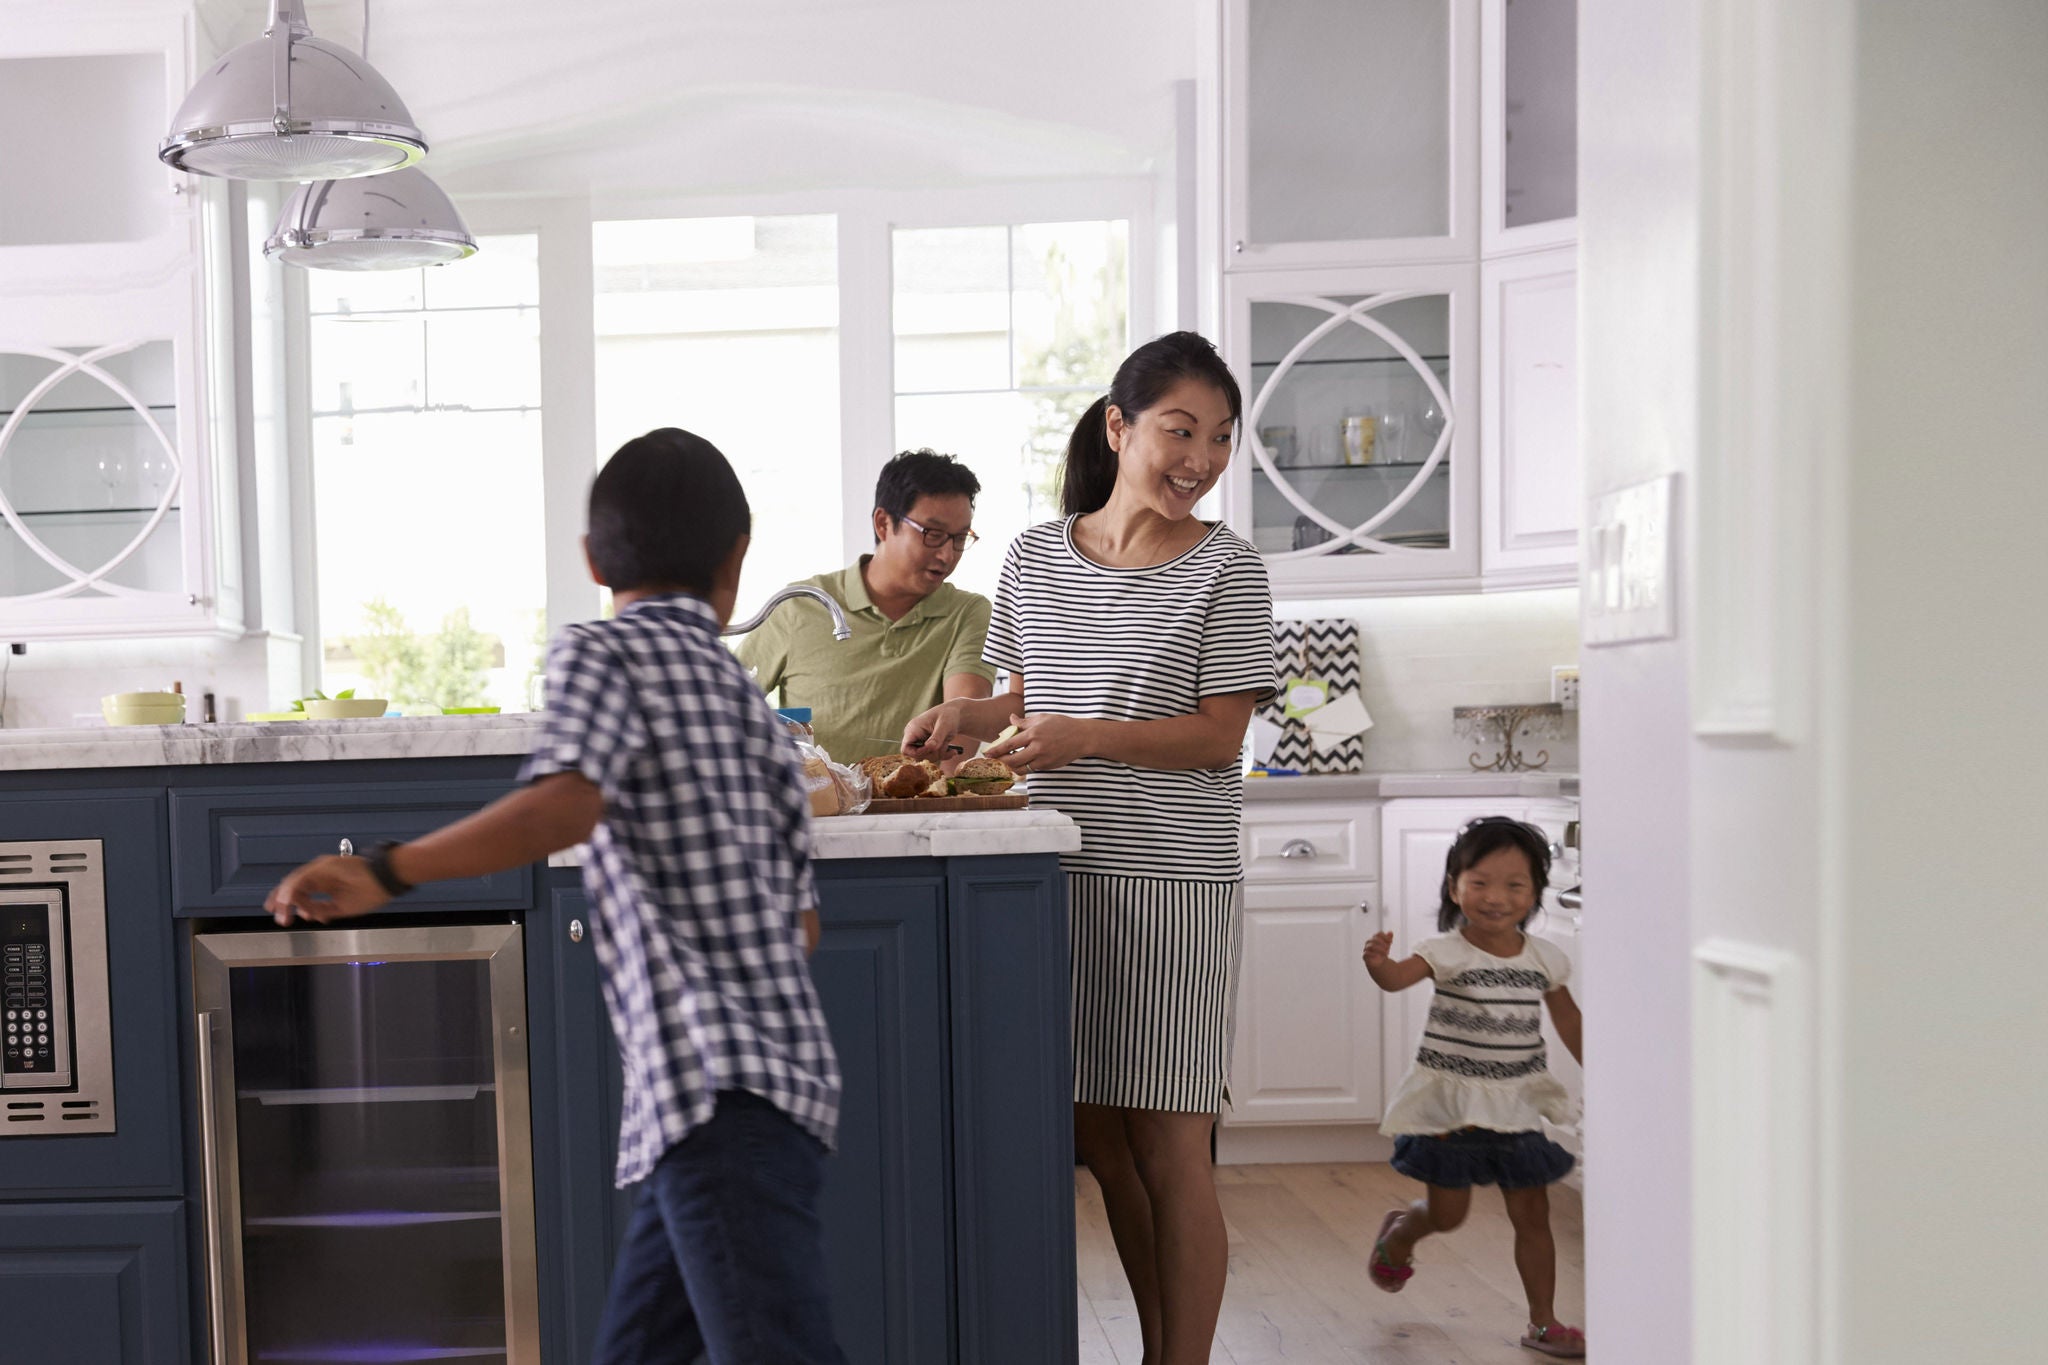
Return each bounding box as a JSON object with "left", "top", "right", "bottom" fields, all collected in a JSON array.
[{"left": 948, "top": 756, "right": 1017, "bottom": 798}]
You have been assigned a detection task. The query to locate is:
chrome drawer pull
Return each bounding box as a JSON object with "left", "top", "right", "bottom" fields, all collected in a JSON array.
[
  {"left": 1278, "top": 839, "right": 1318, "bottom": 861},
  {"left": 338, "top": 837, "right": 354, "bottom": 857}
]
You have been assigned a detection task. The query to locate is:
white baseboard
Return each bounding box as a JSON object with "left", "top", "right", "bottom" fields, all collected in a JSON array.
[{"left": 1214, "top": 1122, "right": 1395, "bottom": 1165}]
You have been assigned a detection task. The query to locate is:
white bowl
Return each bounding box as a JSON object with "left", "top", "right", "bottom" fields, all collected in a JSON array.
[{"left": 301, "top": 698, "right": 390, "bottom": 720}]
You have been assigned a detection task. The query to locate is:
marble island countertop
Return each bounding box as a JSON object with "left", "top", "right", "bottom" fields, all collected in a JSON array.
[
  {"left": 0, "top": 713, "right": 1573, "bottom": 801},
  {"left": 551, "top": 808, "right": 1084, "bottom": 866}
]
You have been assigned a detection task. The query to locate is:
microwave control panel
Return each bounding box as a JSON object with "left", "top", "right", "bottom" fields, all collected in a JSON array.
[{"left": 2, "top": 890, "right": 74, "bottom": 1090}]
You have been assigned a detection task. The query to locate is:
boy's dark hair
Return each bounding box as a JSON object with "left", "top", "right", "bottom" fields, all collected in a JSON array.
[
  {"left": 587, "top": 428, "right": 750, "bottom": 594},
  {"left": 1060, "top": 331, "right": 1243, "bottom": 517},
  {"left": 1437, "top": 817, "right": 1553, "bottom": 932},
  {"left": 874, "top": 449, "right": 981, "bottom": 539}
]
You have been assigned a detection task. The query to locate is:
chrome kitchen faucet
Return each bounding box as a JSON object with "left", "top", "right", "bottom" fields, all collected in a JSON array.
[{"left": 721, "top": 585, "right": 853, "bottom": 641}]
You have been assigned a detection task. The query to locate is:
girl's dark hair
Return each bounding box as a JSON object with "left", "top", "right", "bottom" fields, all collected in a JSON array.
[
  {"left": 587, "top": 428, "right": 750, "bottom": 593},
  {"left": 1437, "top": 817, "right": 1553, "bottom": 932},
  {"left": 1059, "top": 330, "right": 1243, "bottom": 517}
]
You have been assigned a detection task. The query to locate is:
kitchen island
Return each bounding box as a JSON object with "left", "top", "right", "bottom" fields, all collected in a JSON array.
[{"left": 0, "top": 717, "right": 1080, "bottom": 1365}]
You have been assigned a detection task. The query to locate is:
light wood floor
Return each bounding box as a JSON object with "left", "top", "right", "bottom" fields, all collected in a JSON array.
[{"left": 1076, "top": 1163, "right": 1586, "bottom": 1365}]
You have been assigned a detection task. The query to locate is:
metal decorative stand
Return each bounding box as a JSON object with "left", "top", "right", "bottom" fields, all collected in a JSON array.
[{"left": 1453, "top": 703, "right": 1568, "bottom": 772}]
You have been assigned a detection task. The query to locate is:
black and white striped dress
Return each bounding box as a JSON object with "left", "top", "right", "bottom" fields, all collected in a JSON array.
[{"left": 985, "top": 517, "right": 1275, "bottom": 1112}]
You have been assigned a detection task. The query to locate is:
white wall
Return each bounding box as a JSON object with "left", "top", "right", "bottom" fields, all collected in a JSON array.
[
  {"left": 1279, "top": 589, "right": 1579, "bottom": 772},
  {"left": 1840, "top": 4, "right": 2048, "bottom": 1357},
  {"left": 1578, "top": 0, "right": 1699, "bottom": 1356}
]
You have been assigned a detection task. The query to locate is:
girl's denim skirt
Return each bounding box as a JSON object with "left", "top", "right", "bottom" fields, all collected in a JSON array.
[{"left": 1390, "top": 1128, "right": 1575, "bottom": 1190}]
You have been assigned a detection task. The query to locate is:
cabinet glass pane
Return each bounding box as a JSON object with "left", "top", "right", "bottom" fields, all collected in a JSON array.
[
  {"left": 1504, "top": 0, "right": 1578, "bottom": 227},
  {"left": 0, "top": 342, "right": 185, "bottom": 599},
  {"left": 1248, "top": 295, "right": 1451, "bottom": 556},
  {"left": 0, "top": 55, "right": 168, "bottom": 247},
  {"left": 1247, "top": 0, "right": 1450, "bottom": 245},
  {"left": 228, "top": 957, "right": 509, "bottom": 1364}
]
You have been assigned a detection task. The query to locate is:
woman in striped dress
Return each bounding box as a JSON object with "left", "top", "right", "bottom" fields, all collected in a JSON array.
[{"left": 904, "top": 331, "right": 1275, "bottom": 1365}]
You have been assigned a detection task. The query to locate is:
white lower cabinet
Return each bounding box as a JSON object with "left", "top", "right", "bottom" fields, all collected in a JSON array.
[{"left": 1227, "top": 877, "right": 1383, "bottom": 1125}]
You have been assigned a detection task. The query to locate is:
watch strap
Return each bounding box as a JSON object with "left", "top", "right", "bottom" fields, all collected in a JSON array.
[{"left": 364, "top": 840, "right": 415, "bottom": 897}]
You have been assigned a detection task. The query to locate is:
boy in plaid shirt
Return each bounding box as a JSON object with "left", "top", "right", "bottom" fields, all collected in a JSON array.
[{"left": 268, "top": 428, "right": 846, "bottom": 1365}]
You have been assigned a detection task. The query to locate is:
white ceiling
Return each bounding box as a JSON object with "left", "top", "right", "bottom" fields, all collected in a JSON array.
[{"left": 196, "top": 0, "right": 1201, "bottom": 199}]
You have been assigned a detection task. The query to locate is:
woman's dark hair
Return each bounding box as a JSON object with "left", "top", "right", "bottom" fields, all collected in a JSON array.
[
  {"left": 874, "top": 448, "right": 981, "bottom": 539},
  {"left": 1437, "top": 817, "right": 1553, "bottom": 932},
  {"left": 587, "top": 428, "right": 750, "bottom": 594},
  {"left": 1059, "top": 330, "right": 1243, "bottom": 517}
]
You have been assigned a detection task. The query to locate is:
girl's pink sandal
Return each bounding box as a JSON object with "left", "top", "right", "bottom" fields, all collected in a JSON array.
[
  {"left": 1368, "top": 1209, "right": 1414, "bottom": 1293},
  {"left": 1520, "top": 1323, "right": 1587, "bottom": 1358}
]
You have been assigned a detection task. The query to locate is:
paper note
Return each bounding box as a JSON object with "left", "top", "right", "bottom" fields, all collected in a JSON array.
[{"left": 1248, "top": 715, "right": 1286, "bottom": 765}]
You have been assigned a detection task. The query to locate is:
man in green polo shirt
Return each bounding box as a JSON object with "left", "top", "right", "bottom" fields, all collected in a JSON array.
[{"left": 738, "top": 449, "right": 995, "bottom": 763}]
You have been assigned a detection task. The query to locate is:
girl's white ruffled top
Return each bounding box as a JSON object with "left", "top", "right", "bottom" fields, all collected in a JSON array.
[{"left": 1380, "top": 931, "right": 1574, "bottom": 1137}]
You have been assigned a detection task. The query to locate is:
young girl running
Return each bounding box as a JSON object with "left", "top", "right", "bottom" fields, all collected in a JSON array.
[{"left": 1362, "top": 815, "right": 1586, "bottom": 1358}]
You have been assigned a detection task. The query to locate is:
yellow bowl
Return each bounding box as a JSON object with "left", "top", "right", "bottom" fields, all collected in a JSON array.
[
  {"left": 246, "top": 712, "right": 306, "bottom": 722},
  {"left": 103, "top": 705, "right": 185, "bottom": 727},
  {"left": 104, "top": 691, "right": 184, "bottom": 708},
  {"left": 301, "top": 698, "right": 390, "bottom": 720}
]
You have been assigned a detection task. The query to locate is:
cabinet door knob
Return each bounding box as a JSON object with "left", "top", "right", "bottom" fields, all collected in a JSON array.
[
  {"left": 1232, "top": 239, "right": 1245, "bottom": 254},
  {"left": 1279, "top": 839, "right": 1317, "bottom": 860},
  {"left": 1357, "top": 899, "right": 1373, "bottom": 916},
  {"left": 338, "top": 838, "right": 354, "bottom": 857},
  {"left": 569, "top": 919, "right": 584, "bottom": 943}
]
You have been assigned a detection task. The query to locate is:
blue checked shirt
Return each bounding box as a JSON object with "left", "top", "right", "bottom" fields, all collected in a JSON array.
[{"left": 523, "top": 593, "right": 840, "bottom": 1186}]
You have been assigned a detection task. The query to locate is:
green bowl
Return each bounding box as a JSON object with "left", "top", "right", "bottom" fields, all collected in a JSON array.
[
  {"left": 442, "top": 706, "right": 501, "bottom": 715},
  {"left": 301, "top": 698, "right": 390, "bottom": 720}
]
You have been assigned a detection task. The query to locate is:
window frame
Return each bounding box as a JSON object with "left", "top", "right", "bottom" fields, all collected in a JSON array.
[{"left": 285, "top": 180, "right": 1157, "bottom": 687}]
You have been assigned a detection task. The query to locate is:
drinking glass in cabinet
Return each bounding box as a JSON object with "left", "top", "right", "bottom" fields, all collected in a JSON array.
[{"left": 1246, "top": 295, "right": 1454, "bottom": 558}]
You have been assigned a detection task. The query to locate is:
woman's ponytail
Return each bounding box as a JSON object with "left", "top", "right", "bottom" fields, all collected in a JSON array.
[
  {"left": 1059, "top": 395, "right": 1118, "bottom": 517},
  {"left": 1053, "top": 332, "right": 1242, "bottom": 520}
]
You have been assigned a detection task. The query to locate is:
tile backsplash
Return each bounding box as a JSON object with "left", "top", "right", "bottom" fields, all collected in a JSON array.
[
  {"left": 1276, "top": 588, "right": 1580, "bottom": 773},
  {"left": 0, "top": 632, "right": 303, "bottom": 730}
]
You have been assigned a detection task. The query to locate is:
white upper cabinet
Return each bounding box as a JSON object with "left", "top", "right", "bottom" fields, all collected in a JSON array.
[
  {"left": 0, "top": 4, "right": 245, "bottom": 639},
  {"left": 1480, "top": 245, "right": 1578, "bottom": 585},
  {"left": 1224, "top": 0, "right": 1478, "bottom": 269},
  {"left": 1224, "top": 262, "right": 1481, "bottom": 594},
  {"left": 1213, "top": 0, "right": 1578, "bottom": 595},
  {"left": 1482, "top": 0, "right": 1579, "bottom": 254}
]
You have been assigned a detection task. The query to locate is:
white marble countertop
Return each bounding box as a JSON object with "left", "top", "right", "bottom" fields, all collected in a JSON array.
[
  {"left": 550, "top": 809, "right": 1082, "bottom": 866},
  {"left": 0, "top": 714, "right": 547, "bottom": 771}
]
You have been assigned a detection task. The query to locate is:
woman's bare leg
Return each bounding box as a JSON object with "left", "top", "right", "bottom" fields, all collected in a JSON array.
[
  {"left": 1075, "top": 1102, "right": 1163, "bottom": 1361},
  {"left": 1123, "top": 1108, "right": 1228, "bottom": 1365}
]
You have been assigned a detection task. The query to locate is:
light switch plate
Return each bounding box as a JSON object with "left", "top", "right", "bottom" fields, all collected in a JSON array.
[{"left": 1583, "top": 473, "right": 1678, "bottom": 646}]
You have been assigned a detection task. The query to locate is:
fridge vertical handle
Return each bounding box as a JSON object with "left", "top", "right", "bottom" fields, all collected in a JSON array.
[{"left": 196, "top": 1009, "right": 229, "bottom": 1365}]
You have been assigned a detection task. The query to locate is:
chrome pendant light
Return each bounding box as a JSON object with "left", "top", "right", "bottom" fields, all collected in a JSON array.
[
  {"left": 160, "top": 0, "right": 426, "bottom": 181},
  {"left": 265, "top": 167, "right": 477, "bottom": 270}
]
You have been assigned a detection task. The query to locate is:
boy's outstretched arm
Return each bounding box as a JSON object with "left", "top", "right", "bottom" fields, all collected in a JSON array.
[
  {"left": 1545, "top": 986, "right": 1583, "bottom": 1064},
  {"left": 1362, "top": 931, "right": 1434, "bottom": 992},
  {"left": 265, "top": 773, "right": 605, "bottom": 924}
]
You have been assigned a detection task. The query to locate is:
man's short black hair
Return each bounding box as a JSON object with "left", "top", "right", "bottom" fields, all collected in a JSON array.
[
  {"left": 873, "top": 448, "right": 981, "bottom": 537},
  {"left": 587, "top": 428, "right": 750, "bottom": 594}
]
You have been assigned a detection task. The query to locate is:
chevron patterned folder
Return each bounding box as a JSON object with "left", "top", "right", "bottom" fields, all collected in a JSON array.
[{"left": 1257, "top": 619, "right": 1367, "bottom": 774}]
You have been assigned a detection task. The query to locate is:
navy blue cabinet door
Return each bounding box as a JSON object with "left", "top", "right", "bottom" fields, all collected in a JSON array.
[
  {"left": 0, "top": 794, "right": 181, "bottom": 1198},
  {"left": 946, "top": 858, "right": 1078, "bottom": 1365},
  {"left": 526, "top": 878, "right": 628, "bottom": 1365},
  {"left": 811, "top": 869, "right": 952, "bottom": 1365},
  {"left": 0, "top": 1200, "right": 188, "bottom": 1365}
]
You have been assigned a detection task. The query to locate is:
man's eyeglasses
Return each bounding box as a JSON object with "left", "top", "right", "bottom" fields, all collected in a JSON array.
[{"left": 898, "top": 515, "right": 979, "bottom": 552}]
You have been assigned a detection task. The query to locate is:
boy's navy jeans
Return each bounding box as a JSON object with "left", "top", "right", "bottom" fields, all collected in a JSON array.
[{"left": 591, "top": 1089, "right": 847, "bottom": 1365}]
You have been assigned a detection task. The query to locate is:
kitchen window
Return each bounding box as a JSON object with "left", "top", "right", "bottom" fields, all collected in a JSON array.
[
  {"left": 306, "top": 234, "right": 547, "bottom": 712},
  {"left": 593, "top": 214, "right": 841, "bottom": 620},
  {"left": 890, "top": 219, "right": 1129, "bottom": 600}
]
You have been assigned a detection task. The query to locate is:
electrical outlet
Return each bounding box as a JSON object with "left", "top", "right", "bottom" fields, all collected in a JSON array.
[{"left": 1551, "top": 665, "right": 1579, "bottom": 711}]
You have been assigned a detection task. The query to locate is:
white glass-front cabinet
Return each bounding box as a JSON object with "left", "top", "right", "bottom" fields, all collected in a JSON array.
[
  {"left": 1223, "top": 264, "right": 1481, "bottom": 595},
  {"left": 1215, "top": 0, "right": 1579, "bottom": 595},
  {"left": 1223, "top": 0, "right": 1478, "bottom": 268},
  {"left": 0, "top": 9, "right": 245, "bottom": 639}
]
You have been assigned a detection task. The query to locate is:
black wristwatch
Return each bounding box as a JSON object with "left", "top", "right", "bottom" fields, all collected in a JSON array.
[{"left": 364, "top": 840, "right": 415, "bottom": 898}]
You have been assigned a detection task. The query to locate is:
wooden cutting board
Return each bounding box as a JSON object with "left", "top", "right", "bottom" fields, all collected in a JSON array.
[{"left": 860, "top": 794, "right": 1029, "bottom": 815}]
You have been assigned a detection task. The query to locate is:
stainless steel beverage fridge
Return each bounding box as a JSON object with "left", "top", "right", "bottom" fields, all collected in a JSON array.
[{"left": 192, "top": 924, "right": 541, "bottom": 1365}]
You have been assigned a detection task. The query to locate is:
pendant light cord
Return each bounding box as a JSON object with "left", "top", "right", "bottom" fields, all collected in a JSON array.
[{"left": 361, "top": 0, "right": 371, "bottom": 61}]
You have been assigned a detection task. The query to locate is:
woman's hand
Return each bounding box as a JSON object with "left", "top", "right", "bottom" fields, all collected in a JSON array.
[
  {"left": 1363, "top": 931, "right": 1394, "bottom": 969},
  {"left": 902, "top": 701, "right": 966, "bottom": 763},
  {"left": 984, "top": 712, "right": 1096, "bottom": 775}
]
